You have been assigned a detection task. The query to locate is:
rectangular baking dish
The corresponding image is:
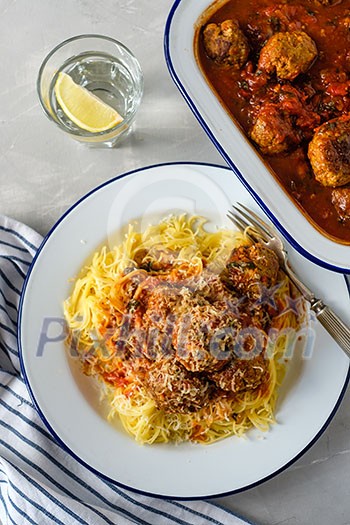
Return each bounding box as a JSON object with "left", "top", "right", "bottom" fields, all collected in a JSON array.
[{"left": 164, "top": 0, "right": 350, "bottom": 273}]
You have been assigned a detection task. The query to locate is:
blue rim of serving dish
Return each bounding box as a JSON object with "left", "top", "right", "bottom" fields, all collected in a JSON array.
[
  {"left": 18, "top": 162, "right": 350, "bottom": 500},
  {"left": 163, "top": 0, "right": 350, "bottom": 275}
]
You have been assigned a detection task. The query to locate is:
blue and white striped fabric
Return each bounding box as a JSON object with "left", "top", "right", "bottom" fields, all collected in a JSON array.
[{"left": 0, "top": 215, "right": 252, "bottom": 525}]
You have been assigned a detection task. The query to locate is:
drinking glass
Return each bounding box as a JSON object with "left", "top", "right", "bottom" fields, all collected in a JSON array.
[{"left": 37, "top": 34, "right": 144, "bottom": 147}]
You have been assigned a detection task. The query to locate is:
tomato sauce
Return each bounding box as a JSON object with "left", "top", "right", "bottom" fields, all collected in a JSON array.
[{"left": 196, "top": 0, "right": 350, "bottom": 243}]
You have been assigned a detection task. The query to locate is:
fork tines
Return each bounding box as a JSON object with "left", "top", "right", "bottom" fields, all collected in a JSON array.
[
  {"left": 234, "top": 203, "right": 273, "bottom": 238},
  {"left": 227, "top": 209, "right": 259, "bottom": 244},
  {"left": 227, "top": 203, "right": 274, "bottom": 244},
  {"left": 226, "top": 209, "right": 248, "bottom": 232}
]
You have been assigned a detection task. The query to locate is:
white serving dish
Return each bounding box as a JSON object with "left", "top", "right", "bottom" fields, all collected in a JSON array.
[
  {"left": 164, "top": 0, "right": 350, "bottom": 273},
  {"left": 19, "top": 163, "right": 350, "bottom": 499}
]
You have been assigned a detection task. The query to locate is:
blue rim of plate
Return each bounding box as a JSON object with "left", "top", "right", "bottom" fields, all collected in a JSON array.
[
  {"left": 18, "top": 161, "right": 350, "bottom": 500},
  {"left": 163, "top": 1, "right": 350, "bottom": 275}
]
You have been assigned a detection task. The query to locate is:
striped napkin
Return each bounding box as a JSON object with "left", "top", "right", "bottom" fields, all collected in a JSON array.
[{"left": 0, "top": 215, "right": 253, "bottom": 525}]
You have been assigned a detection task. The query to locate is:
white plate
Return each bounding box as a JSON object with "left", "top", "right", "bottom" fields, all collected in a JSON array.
[
  {"left": 19, "top": 162, "right": 350, "bottom": 499},
  {"left": 164, "top": 1, "right": 350, "bottom": 273}
]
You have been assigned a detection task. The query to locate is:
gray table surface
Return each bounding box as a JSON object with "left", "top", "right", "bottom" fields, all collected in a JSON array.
[{"left": 1, "top": 1, "right": 350, "bottom": 524}]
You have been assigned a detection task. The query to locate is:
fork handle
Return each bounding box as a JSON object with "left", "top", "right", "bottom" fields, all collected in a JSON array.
[
  {"left": 311, "top": 299, "right": 350, "bottom": 359},
  {"left": 284, "top": 261, "right": 314, "bottom": 301}
]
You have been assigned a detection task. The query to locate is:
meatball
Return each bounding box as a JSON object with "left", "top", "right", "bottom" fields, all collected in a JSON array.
[
  {"left": 258, "top": 31, "right": 317, "bottom": 80},
  {"left": 308, "top": 116, "right": 350, "bottom": 187},
  {"left": 144, "top": 360, "right": 210, "bottom": 413},
  {"left": 137, "top": 281, "right": 186, "bottom": 359},
  {"left": 331, "top": 188, "right": 350, "bottom": 221},
  {"left": 250, "top": 103, "right": 301, "bottom": 155},
  {"left": 203, "top": 19, "right": 249, "bottom": 69},
  {"left": 172, "top": 300, "right": 240, "bottom": 373},
  {"left": 224, "top": 243, "right": 279, "bottom": 300},
  {"left": 211, "top": 355, "right": 268, "bottom": 393},
  {"left": 142, "top": 283, "right": 179, "bottom": 332},
  {"left": 188, "top": 269, "right": 236, "bottom": 307}
]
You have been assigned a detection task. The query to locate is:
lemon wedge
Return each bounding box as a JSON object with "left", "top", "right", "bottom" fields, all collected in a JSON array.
[{"left": 54, "top": 72, "right": 124, "bottom": 133}]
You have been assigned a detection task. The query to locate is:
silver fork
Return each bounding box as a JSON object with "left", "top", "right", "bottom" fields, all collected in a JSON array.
[{"left": 227, "top": 202, "right": 350, "bottom": 358}]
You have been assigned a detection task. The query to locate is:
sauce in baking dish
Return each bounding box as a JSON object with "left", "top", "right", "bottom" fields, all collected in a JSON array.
[{"left": 195, "top": 0, "right": 350, "bottom": 243}]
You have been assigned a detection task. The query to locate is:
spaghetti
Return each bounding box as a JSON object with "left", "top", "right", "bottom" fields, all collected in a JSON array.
[{"left": 64, "top": 215, "right": 307, "bottom": 444}]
